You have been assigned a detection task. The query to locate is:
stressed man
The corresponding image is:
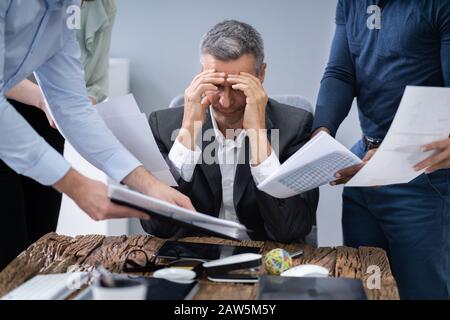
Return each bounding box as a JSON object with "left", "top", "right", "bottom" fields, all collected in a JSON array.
[{"left": 142, "top": 20, "right": 318, "bottom": 243}]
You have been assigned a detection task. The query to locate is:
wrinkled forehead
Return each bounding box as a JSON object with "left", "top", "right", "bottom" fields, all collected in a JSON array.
[{"left": 201, "top": 53, "right": 258, "bottom": 76}]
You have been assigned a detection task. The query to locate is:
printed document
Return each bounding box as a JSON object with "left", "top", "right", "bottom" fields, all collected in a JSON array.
[
  {"left": 258, "top": 132, "right": 362, "bottom": 198},
  {"left": 347, "top": 86, "right": 450, "bottom": 187}
]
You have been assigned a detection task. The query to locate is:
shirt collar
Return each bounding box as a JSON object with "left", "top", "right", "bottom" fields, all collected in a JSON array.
[{"left": 209, "top": 106, "right": 246, "bottom": 148}]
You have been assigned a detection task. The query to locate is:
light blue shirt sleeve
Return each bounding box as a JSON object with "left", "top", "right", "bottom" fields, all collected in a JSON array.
[
  {"left": 34, "top": 25, "right": 141, "bottom": 183},
  {"left": 0, "top": 5, "right": 71, "bottom": 186}
]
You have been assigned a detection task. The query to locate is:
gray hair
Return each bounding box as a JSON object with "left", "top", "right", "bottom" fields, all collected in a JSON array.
[{"left": 200, "top": 20, "right": 265, "bottom": 74}]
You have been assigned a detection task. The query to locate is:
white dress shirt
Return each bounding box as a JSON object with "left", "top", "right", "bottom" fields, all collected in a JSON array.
[{"left": 168, "top": 107, "right": 281, "bottom": 224}]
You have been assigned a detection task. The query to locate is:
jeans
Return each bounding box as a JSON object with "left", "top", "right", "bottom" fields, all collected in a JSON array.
[{"left": 343, "top": 140, "right": 450, "bottom": 299}]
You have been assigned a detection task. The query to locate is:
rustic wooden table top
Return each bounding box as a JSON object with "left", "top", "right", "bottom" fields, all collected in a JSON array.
[{"left": 0, "top": 233, "right": 399, "bottom": 300}]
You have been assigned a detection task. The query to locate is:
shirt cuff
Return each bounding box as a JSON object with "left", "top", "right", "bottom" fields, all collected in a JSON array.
[
  {"left": 103, "top": 149, "right": 142, "bottom": 183},
  {"left": 250, "top": 149, "right": 281, "bottom": 186},
  {"left": 22, "top": 147, "right": 71, "bottom": 186},
  {"left": 168, "top": 138, "right": 202, "bottom": 182}
]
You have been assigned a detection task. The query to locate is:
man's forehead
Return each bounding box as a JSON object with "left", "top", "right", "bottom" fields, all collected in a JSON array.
[{"left": 201, "top": 54, "right": 257, "bottom": 75}]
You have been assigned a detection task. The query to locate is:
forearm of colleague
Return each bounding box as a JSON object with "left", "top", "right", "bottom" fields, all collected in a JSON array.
[
  {"left": 5, "top": 79, "right": 43, "bottom": 108},
  {"left": 53, "top": 168, "right": 151, "bottom": 221},
  {"left": 5, "top": 79, "right": 56, "bottom": 128},
  {"left": 312, "top": 22, "right": 356, "bottom": 137}
]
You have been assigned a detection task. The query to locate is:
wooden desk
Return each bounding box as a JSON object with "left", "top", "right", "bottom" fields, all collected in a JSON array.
[{"left": 0, "top": 233, "right": 399, "bottom": 300}]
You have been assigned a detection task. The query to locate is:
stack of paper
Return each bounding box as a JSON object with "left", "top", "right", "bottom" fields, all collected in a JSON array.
[
  {"left": 108, "top": 185, "right": 250, "bottom": 240},
  {"left": 258, "top": 132, "right": 362, "bottom": 198},
  {"left": 95, "top": 94, "right": 177, "bottom": 186}
]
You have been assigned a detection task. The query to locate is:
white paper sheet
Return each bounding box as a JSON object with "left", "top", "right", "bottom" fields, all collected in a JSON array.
[
  {"left": 95, "top": 95, "right": 178, "bottom": 186},
  {"left": 346, "top": 86, "right": 450, "bottom": 187},
  {"left": 95, "top": 94, "right": 141, "bottom": 118},
  {"left": 258, "top": 132, "right": 362, "bottom": 198}
]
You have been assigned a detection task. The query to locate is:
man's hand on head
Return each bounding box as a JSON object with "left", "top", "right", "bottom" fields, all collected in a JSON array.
[
  {"left": 227, "top": 72, "right": 271, "bottom": 166},
  {"left": 179, "top": 69, "right": 225, "bottom": 150},
  {"left": 227, "top": 72, "right": 268, "bottom": 131}
]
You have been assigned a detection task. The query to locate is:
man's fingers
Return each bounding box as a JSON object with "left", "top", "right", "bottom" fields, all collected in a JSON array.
[
  {"left": 335, "top": 163, "right": 364, "bottom": 179},
  {"left": 414, "top": 151, "right": 447, "bottom": 171},
  {"left": 175, "top": 194, "right": 196, "bottom": 211},
  {"left": 330, "top": 178, "right": 351, "bottom": 186},
  {"left": 193, "top": 84, "right": 218, "bottom": 98},
  {"left": 195, "top": 76, "right": 225, "bottom": 87},
  {"left": 228, "top": 75, "right": 259, "bottom": 90},
  {"left": 107, "top": 202, "right": 150, "bottom": 220},
  {"left": 192, "top": 72, "right": 225, "bottom": 87},
  {"left": 425, "top": 159, "right": 450, "bottom": 174},
  {"left": 362, "top": 149, "right": 377, "bottom": 161},
  {"left": 421, "top": 139, "right": 448, "bottom": 152},
  {"left": 201, "top": 96, "right": 211, "bottom": 109},
  {"left": 239, "top": 72, "right": 263, "bottom": 85},
  {"left": 191, "top": 69, "right": 217, "bottom": 83},
  {"left": 231, "top": 83, "right": 250, "bottom": 96}
]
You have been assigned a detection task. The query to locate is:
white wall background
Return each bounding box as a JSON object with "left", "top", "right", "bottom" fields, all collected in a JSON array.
[{"left": 110, "top": 0, "right": 362, "bottom": 246}]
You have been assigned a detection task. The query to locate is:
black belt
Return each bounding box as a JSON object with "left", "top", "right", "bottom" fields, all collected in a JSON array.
[{"left": 363, "top": 136, "right": 383, "bottom": 150}]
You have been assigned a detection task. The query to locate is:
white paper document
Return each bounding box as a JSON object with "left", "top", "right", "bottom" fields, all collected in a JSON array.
[
  {"left": 108, "top": 185, "right": 250, "bottom": 240},
  {"left": 95, "top": 94, "right": 178, "bottom": 186},
  {"left": 258, "top": 132, "right": 362, "bottom": 198},
  {"left": 347, "top": 86, "right": 450, "bottom": 187}
]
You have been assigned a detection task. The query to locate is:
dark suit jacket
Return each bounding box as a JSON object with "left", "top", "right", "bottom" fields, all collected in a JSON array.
[{"left": 141, "top": 99, "right": 319, "bottom": 243}]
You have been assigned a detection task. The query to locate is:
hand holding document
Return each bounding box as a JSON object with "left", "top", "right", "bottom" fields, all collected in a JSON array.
[
  {"left": 346, "top": 86, "right": 450, "bottom": 187},
  {"left": 108, "top": 185, "right": 250, "bottom": 240},
  {"left": 95, "top": 94, "right": 178, "bottom": 186},
  {"left": 257, "top": 132, "right": 362, "bottom": 198}
]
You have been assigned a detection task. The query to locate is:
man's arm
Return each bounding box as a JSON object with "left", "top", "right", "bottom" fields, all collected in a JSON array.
[
  {"left": 312, "top": 0, "right": 356, "bottom": 137},
  {"left": 0, "top": 5, "right": 68, "bottom": 186},
  {"left": 0, "top": 7, "right": 152, "bottom": 222},
  {"left": 5, "top": 79, "right": 56, "bottom": 127},
  {"left": 414, "top": 0, "right": 450, "bottom": 173},
  {"left": 34, "top": 21, "right": 193, "bottom": 210}
]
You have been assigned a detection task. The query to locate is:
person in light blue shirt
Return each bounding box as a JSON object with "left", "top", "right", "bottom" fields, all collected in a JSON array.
[{"left": 0, "top": 1, "right": 194, "bottom": 244}]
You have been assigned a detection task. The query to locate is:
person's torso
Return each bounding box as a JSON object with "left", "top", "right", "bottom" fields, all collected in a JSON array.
[
  {"left": 2, "top": 0, "right": 77, "bottom": 92},
  {"left": 151, "top": 101, "right": 310, "bottom": 240},
  {"left": 342, "top": 0, "right": 446, "bottom": 138}
]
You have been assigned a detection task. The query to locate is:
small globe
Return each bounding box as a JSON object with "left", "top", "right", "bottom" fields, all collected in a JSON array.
[{"left": 263, "top": 248, "right": 292, "bottom": 275}]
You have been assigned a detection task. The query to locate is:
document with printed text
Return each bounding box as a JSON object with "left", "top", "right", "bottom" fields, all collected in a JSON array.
[
  {"left": 258, "top": 132, "right": 362, "bottom": 198},
  {"left": 347, "top": 86, "right": 450, "bottom": 187}
]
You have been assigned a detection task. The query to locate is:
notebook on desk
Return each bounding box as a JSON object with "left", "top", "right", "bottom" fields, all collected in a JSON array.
[{"left": 257, "top": 275, "right": 367, "bottom": 300}]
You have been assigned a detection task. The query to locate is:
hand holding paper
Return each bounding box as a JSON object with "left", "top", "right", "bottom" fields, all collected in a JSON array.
[
  {"left": 346, "top": 86, "right": 450, "bottom": 187},
  {"left": 257, "top": 132, "right": 362, "bottom": 198}
]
